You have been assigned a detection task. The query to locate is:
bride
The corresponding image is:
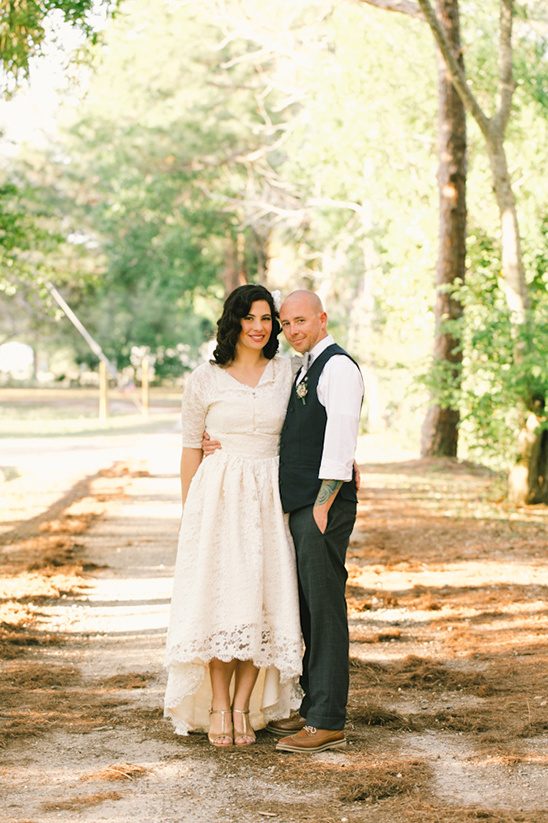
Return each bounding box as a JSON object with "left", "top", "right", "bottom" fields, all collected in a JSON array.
[{"left": 164, "top": 284, "right": 302, "bottom": 746}]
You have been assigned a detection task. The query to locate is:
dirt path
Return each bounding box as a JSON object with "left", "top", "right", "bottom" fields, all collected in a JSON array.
[{"left": 2, "top": 433, "right": 548, "bottom": 823}]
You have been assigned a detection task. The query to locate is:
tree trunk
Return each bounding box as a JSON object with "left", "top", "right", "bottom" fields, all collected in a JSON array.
[
  {"left": 484, "top": 128, "right": 535, "bottom": 505},
  {"left": 507, "top": 412, "right": 548, "bottom": 506},
  {"left": 484, "top": 131, "right": 529, "bottom": 323},
  {"left": 526, "top": 429, "right": 548, "bottom": 505},
  {"left": 487, "top": 128, "right": 538, "bottom": 505},
  {"left": 250, "top": 227, "right": 270, "bottom": 285},
  {"left": 222, "top": 236, "right": 247, "bottom": 296},
  {"left": 421, "top": 0, "right": 466, "bottom": 458}
]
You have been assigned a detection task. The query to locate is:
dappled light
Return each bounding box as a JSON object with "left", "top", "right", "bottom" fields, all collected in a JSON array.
[
  {"left": 2, "top": 0, "right": 548, "bottom": 819},
  {"left": 2, "top": 427, "right": 548, "bottom": 819}
]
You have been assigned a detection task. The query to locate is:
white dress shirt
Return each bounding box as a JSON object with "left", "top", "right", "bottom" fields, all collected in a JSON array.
[{"left": 297, "top": 335, "right": 363, "bottom": 482}]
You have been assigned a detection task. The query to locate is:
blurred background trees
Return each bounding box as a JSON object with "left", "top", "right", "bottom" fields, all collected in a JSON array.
[{"left": 1, "top": 0, "right": 547, "bottom": 497}]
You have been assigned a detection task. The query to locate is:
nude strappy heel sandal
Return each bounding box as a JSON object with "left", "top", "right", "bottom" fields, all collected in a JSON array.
[
  {"left": 233, "top": 709, "right": 256, "bottom": 746},
  {"left": 208, "top": 709, "right": 233, "bottom": 746}
]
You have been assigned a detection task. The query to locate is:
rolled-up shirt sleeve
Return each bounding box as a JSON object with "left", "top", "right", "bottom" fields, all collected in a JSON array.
[{"left": 317, "top": 356, "right": 363, "bottom": 481}]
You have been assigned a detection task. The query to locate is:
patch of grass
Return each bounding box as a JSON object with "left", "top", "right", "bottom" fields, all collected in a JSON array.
[
  {"left": 3, "top": 662, "right": 81, "bottom": 689},
  {"left": 41, "top": 791, "right": 122, "bottom": 811},
  {"left": 0, "top": 608, "right": 64, "bottom": 659},
  {"left": 375, "top": 803, "right": 546, "bottom": 822},
  {"left": 0, "top": 623, "right": 65, "bottom": 660},
  {"left": 99, "top": 672, "right": 152, "bottom": 690},
  {"left": 377, "top": 629, "right": 404, "bottom": 642},
  {"left": 349, "top": 658, "right": 391, "bottom": 675},
  {"left": 339, "top": 759, "right": 430, "bottom": 803},
  {"left": 518, "top": 717, "right": 548, "bottom": 737},
  {"left": 0, "top": 660, "right": 134, "bottom": 746},
  {"left": 393, "top": 656, "right": 492, "bottom": 693},
  {"left": 415, "top": 708, "right": 496, "bottom": 734},
  {"left": 349, "top": 627, "right": 404, "bottom": 643},
  {"left": 409, "top": 586, "right": 443, "bottom": 610},
  {"left": 81, "top": 762, "right": 149, "bottom": 782},
  {"left": 38, "top": 514, "right": 95, "bottom": 535},
  {"left": 0, "top": 695, "right": 129, "bottom": 744},
  {"left": 348, "top": 702, "right": 410, "bottom": 729},
  {"left": 349, "top": 655, "right": 493, "bottom": 696}
]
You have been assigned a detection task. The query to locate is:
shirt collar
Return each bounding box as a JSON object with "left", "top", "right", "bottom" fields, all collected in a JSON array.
[{"left": 308, "top": 334, "right": 334, "bottom": 366}]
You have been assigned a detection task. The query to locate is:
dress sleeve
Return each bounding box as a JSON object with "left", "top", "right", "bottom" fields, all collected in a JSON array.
[{"left": 181, "top": 365, "right": 210, "bottom": 449}]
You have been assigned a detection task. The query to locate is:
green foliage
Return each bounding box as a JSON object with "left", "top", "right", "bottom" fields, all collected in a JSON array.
[
  {"left": 0, "top": 182, "right": 30, "bottom": 256},
  {"left": 2, "top": 0, "right": 548, "bottom": 461},
  {"left": 0, "top": 179, "right": 61, "bottom": 289},
  {"left": 29, "top": 0, "right": 286, "bottom": 374},
  {"left": 424, "top": 227, "right": 548, "bottom": 469},
  {"left": 0, "top": 0, "right": 119, "bottom": 79}
]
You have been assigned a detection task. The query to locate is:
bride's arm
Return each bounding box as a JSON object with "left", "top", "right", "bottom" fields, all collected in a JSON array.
[{"left": 180, "top": 447, "right": 202, "bottom": 507}]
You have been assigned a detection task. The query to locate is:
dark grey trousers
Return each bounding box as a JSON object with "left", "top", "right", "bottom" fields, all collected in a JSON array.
[{"left": 288, "top": 497, "right": 357, "bottom": 731}]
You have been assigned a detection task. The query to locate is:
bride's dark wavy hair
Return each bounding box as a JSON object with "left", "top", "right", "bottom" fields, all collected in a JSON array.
[{"left": 212, "top": 284, "right": 281, "bottom": 365}]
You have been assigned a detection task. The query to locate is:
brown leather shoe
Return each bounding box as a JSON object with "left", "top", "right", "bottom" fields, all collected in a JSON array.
[
  {"left": 265, "top": 714, "right": 307, "bottom": 737},
  {"left": 275, "top": 726, "right": 346, "bottom": 753}
]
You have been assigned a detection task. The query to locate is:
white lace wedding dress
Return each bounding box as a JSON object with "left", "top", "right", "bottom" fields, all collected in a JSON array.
[{"left": 164, "top": 355, "right": 303, "bottom": 735}]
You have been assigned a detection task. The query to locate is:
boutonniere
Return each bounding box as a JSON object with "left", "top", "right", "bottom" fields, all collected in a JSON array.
[{"left": 296, "top": 377, "right": 308, "bottom": 404}]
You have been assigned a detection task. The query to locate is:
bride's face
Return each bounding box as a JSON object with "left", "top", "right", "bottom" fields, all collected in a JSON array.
[{"left": 237, "top": 300, "right": 273, "bottom": 353}]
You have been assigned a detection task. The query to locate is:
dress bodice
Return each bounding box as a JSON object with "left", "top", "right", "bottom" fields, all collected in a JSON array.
[{"left": 181, "top": 356, "right": 292, "bottom": 460}]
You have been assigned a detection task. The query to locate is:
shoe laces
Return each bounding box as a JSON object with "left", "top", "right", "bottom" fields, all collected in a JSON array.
[{"left": 303, "top": 725, "right": 317, "bottom": 734}]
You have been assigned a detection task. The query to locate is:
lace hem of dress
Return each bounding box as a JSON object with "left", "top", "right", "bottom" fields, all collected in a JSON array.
[
  {"left": 165, "top": 621, "right": 302, "bottom": 668},
  {"left": 164, "top": 637, "right": 302, "bottom": 684}
]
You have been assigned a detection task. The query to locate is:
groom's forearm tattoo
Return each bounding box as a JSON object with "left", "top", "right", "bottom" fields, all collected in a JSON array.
[{"left": 315, "top": 479, "right": 343, "bottom": 506}]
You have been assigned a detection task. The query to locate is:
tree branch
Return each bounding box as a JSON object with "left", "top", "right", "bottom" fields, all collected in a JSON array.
[
  {"left": 356, "top": 0, "right": 424, "bottom": 19},
  {"left": 416, "top": 0, "right": 490, "bottom": 137}
]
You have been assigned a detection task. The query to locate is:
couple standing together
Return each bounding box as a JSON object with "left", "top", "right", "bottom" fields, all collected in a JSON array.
[{"left": 164, "top": 285, "right": 363, "bottom": 753}]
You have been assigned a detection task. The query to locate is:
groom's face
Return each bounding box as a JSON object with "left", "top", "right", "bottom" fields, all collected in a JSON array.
[{"left": 279, "top": 295, "right": 327, "bottom": 354}]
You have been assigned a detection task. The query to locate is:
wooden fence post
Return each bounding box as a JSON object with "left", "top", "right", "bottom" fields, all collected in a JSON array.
[
  {"left": 141, "top": 355, "right": 150, "bottom": 419},
  {"left": 99, "top": 361, "right": 109, "bottom": 423}
]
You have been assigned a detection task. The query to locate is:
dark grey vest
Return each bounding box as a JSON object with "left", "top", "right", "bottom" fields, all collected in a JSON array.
[{"left": 279, "top": 343, "right": 361, "bottom": 513}]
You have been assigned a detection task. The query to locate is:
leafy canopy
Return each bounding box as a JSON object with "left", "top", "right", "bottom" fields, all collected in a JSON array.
[{"left": 0, "top": 0, "right": 119, "bottom": 80}]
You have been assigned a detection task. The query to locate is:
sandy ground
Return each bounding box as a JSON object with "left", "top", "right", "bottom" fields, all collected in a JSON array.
[{"left": 2, "top": 425, "right": 548, "bottom": 823}]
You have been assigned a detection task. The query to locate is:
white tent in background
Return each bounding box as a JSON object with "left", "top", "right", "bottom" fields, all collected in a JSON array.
[{"left": 0, "top": 341, "right": 34, "bottom": 377}]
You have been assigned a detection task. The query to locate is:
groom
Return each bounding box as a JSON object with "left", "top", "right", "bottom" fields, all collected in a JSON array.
[{"left": 266, "top": 289, "right": 363, "bottom": 753}]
